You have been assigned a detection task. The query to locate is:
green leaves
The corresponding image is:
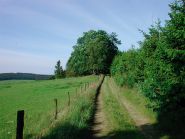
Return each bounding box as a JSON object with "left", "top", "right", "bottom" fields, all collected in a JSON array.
[
  {"left": 66, "top": 30, "right": 121, "bottom": 75},
  {"left": 111, "top": 0, "right": 185, "bottom": 114}
]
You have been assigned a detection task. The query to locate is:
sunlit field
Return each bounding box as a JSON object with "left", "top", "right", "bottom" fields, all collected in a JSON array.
[{"left": 0, "top": 76, "right": 98, "bottom": 138}]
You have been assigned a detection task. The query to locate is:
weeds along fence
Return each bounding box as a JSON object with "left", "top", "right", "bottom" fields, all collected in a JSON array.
[{"left": 0, "top": 80, "right": 99, "bottom": 139}]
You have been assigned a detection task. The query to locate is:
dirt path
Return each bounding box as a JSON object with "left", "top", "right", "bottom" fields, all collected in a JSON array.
[
  {"left": 108, "top": 78, "right": 158, "bottom": 139},
  {"left": 90, "top": 77, "right": 158, "bottom": 139},
  {"left": 91, "top": 86, "right": 107, "bottom": 138}
]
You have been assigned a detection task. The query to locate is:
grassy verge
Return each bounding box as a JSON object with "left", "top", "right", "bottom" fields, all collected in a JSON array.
[
  {"left": 0, "top": 76, "right": 98, "bottom": 139},
  {"left": 40, "top": 75, "right": 104, "bottom": 139},
  {"left": 110, "top": 78, "right": 157, "bottom": 124},
  {"left": 101, "top": 77, "right": 144, "bottom": 139},
  {"left": 110, "top": 77, "right": 175, "bottom": 139}
]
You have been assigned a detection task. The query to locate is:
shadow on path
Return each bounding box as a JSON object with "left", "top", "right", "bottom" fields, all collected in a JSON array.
[{"left": 25, "top": 75, "right": 185, "bottom": 139}]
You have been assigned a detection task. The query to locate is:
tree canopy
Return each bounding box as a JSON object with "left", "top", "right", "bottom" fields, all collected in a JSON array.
[
  {"left": 66, "top": 30, "right": 121, "bottom": 76},
  {"left": 111, "top": 0, "right": 185, "bottom": 116}
]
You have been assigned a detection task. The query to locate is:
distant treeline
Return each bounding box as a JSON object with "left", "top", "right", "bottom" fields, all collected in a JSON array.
[{"left": 0, "top": 73, "right": 53, "bottom": 81}]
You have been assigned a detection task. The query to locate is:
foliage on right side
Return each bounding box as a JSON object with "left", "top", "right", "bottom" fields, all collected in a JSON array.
[{"left": 111, "top": 0, "right": 185, "bottom": 136}]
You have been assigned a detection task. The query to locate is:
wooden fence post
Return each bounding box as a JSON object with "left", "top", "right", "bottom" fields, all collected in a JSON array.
[
  {"left": 84, "top": 83, "right": 86, "bottom": 91},
  {"left": 16, "top": 110, "right": 24, "bottom": 139},
  {"left": 68, "top": 92, "right": 70, "bottom": 106},
  {"left": 54, "top": 99, "right": 58, "bottom": 120}
]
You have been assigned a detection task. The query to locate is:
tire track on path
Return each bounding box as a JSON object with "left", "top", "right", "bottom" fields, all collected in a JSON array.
[{"left": 108, "top": 78, "right": 159, "bottom": 139}]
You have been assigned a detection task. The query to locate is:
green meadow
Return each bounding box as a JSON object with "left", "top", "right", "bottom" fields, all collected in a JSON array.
[{"left": 0, "top": 76, "right": 98, "bottom": 138}]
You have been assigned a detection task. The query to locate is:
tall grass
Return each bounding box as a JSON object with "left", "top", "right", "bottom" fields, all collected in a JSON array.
[{"left": 41, "top": 75, "right": 104, "bottom": 139}]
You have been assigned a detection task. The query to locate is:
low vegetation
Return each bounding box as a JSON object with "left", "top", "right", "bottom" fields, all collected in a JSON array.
[
  {"left": 41, "top": 75, "right": 104, "bottom": 139},
  {"left": 118, "top": 86, "right": 157, "bottom": 123},
  {"left": 0, "top": 76, "right": 98, "bottom": 138},
  {"left": 101, "top": 77, "right": 144, "bottom": 139}
]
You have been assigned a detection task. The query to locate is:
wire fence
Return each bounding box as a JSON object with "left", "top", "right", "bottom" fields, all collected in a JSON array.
[{"left": 0, "top": 81, "right": 97, "bottom": 139}]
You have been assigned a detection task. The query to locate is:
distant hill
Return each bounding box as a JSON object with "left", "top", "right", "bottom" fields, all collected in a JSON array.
[{"left": 0, "top": 73, "right": 53, "bottom": 81}]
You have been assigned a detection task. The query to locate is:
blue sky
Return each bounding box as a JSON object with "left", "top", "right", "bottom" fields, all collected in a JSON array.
[{"left": 0, "top": 0, "right": 173, "bottom": 74}]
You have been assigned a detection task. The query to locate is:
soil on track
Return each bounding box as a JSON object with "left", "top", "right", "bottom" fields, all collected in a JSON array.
[
  {"left": 90, "top": 76, "right": 108, "bottom": 139},
  {"left": 91, "top": 86, "right": 108, "bottom": 138},
  {"left": 90, "top": 77, "right": 158, "bottom": 139},
  {"left": 109, "top": 78, "right": 158, "bottom": 139}
]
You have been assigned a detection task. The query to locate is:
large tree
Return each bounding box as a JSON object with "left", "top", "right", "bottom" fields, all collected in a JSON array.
[{"left": 66, "top": 30, "right": 121, "bottom": 75}]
